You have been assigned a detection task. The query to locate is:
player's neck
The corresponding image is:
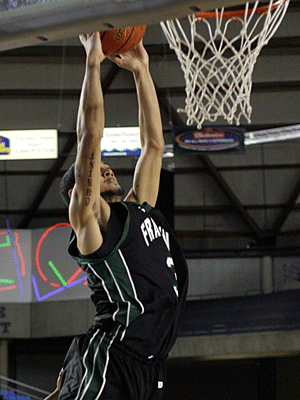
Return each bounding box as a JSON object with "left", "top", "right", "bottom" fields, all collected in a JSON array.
[{"left": 104, "top": 195, "right": 122, "bottom": 203}]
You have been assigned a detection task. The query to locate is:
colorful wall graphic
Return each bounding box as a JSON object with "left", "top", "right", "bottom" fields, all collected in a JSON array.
[{"left": 0, "top": 221, "right": 90, "bottom": 302}]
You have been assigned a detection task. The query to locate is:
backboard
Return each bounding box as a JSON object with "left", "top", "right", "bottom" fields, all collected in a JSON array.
[{"left": 0, "top": 0, "right": 247, "bottom": 51}]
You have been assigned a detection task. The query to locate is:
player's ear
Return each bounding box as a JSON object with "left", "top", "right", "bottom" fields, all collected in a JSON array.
[{"left": 68, "top": 188, "right": 73, "bottom": 199}]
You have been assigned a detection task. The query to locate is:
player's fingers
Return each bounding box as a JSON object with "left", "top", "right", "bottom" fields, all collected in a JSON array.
[{"left": 107, "top": 54, "right": 122, "bottom": 65}]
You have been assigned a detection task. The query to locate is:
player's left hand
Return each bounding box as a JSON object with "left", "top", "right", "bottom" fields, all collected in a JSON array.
[{"left": 107, "top": 41, "right": 149, "bottom": 73}]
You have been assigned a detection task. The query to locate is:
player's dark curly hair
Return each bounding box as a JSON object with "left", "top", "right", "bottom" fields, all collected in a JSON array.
[{"left": 60, "top": 163, "right": 75, "bottom": 207}]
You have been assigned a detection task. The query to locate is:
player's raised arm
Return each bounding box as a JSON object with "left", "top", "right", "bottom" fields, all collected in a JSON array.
[
  {"left": 108, "top": 42, "right": 164, "bottom": 207},
  {"left": 69, "top": 32, "right": 109, "bottom": 255}
]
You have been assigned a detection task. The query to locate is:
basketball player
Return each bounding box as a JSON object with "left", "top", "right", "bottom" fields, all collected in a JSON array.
[{"left": 57, "top": 32, "right": 188, "bottom": 400}]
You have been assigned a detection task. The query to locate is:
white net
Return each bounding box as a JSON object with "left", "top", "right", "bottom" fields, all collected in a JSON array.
[{"left": 160, "top": 0, "right": 290, "bottom": 128}]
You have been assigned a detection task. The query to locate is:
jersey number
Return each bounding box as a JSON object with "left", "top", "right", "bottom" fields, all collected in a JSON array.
[{"left": 166, "top": 257, "right": 178, "bottom": 297}]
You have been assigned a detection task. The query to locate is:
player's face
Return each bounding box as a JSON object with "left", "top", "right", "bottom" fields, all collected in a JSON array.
[{"left": 100, "top": 162, "right": 124, "bottom": 200}]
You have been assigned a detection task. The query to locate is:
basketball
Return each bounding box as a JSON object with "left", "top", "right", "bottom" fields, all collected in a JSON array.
[{"left": 100, "top": 25, "right": 146, "bottom": 56}]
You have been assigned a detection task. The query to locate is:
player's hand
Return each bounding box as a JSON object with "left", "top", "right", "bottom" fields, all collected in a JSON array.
[
  {"left": 56, "top": 369, "right": 63, "bottom": 391},
  {"left": 79, "top": 32, "right": 106, "bottom": 65},
  {"left": 107, "top": 41, "right": 149, "bottom": 73}
]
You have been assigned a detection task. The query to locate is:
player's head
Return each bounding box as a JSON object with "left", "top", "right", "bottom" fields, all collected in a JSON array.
[{"left": 60, "top": 161, "right": 124, "bottom": 207}]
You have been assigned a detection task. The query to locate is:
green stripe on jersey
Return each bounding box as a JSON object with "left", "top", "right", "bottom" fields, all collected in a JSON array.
[{"left": 76, "top": 325, "right": 124, "bottom": 400}]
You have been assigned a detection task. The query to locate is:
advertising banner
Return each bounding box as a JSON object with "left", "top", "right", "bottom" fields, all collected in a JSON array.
[{"left": 174, "top": 125, "right": 245, "bottom": 154}]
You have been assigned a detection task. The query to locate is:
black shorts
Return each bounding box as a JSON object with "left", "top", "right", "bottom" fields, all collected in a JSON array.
[
  {"left": 58, "top": 326, "right": 166, "bottom": 400},
  {"left": 100, "top": 341, "right": 166, "bottom": 400}
]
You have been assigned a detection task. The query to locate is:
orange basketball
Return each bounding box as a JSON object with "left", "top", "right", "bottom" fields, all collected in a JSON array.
[{"left": 100, "top": 25, "right": 146, "bottom": 56}]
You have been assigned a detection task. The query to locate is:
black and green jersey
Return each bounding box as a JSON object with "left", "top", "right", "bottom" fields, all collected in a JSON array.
[
  {"left": 68, "top": 201, "right": 188, "bottom": 360},
  {"left": 60, "top": 201, "right": 188, "bottom": 400}
]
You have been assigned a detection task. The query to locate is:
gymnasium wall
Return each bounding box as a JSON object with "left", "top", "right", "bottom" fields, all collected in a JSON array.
[{"left": 1, "top": 220, "right": 300, "bottom": 338}]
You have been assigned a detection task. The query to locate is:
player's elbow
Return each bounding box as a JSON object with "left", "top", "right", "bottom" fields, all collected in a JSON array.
[
  {"left": 144, "top": 143, "right": 164, "bottom": 161},
  {"left": 77, "top": 129, "right": 103, "bottom": 149},
  {"left": 77, "top": 106, "right": 105, "bottom": 136},
  {"left": 144, "top": 136, "right": 165, "bottom": 154}
]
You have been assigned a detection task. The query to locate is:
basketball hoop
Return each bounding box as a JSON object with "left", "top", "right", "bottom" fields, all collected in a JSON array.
[{"left": 160, "top": 0, "right": 290, "bottom": 128}]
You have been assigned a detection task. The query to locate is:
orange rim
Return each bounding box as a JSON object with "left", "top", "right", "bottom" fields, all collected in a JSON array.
[{"left": 194, "top": 0, "right": 287, "bottom": 20}]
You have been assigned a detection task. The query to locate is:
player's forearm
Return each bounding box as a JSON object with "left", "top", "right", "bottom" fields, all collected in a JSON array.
[
  {"left": 44, "top": 388, "right": 60, "bottom": 400},
  {"left": 133, "top": 66, "right": 164, "bottom": 151},
  {"left": 77, "top": 61, "right": 105, "bottom": 136}
]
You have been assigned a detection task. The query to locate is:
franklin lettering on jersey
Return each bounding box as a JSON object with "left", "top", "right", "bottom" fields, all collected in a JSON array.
[{"left": 140, "top": 216, "right": 170, "bottom": 250}]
